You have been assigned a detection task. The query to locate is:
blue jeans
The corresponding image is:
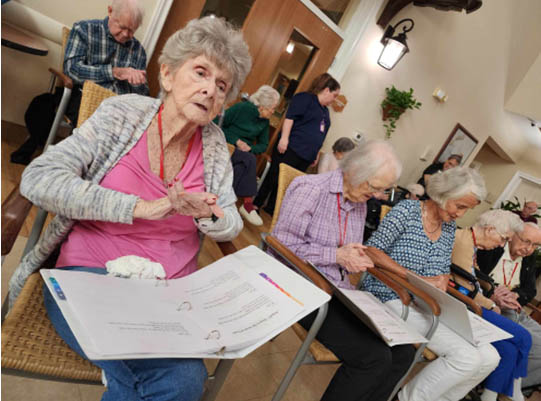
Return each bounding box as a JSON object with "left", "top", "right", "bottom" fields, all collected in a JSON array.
[
  {"left": 482, "top": 308, "right": 532, "bottom": 396},
  {"left": 43, "top": 267, "right": 207, "bottom": 401}
]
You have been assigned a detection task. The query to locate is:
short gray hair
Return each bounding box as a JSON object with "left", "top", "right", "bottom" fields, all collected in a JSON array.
[
  {"left": 249, "top": 85, "right": 280, "bottom": 108},
  {"left": 475, "top": 209, "right": 524, "bottom": 234},
  {"left": 426, "top": 166, "right": 487, "bottom": 207},
  {"left": 332, "top": 137, "right": 355, "bottom": 153},
  {"left": 339, "top": 139, "right": 402, "bottom": 187},
  {"left": 111, "top": 0, "right": 144, "bottom": 27},
  {"left": 158, "top": 16, "right": 252, "bottom": 103}
]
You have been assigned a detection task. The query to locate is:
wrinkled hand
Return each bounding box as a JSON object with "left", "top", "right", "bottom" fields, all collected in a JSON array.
[
  {"left": 492, "top": 285, "right": 521, "bottom": 311},
  {"left": 112, "top": 67, "right": 147, "bottom": 86},
  {"left": 336, "top": 243, "right": 374, "bottom": 273},
  {"left": 167, "top": 180, "right": 224, "bottom": 219},
  {"left": 133, "top": 197, "right": 173, "bottom": 220},
  {"left": 277, "top": 137, "right": 288, "bottom": 154},
  {"left": 422, "top": 274, "right": 450, "bottom": 292},
  {"left": 236, "top": 139, "right": 251, "bottom": 152}
]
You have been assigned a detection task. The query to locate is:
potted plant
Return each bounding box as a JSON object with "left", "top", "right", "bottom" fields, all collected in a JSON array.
[{"left": 381, "top": 86, "right": 422, "bottom": 138}]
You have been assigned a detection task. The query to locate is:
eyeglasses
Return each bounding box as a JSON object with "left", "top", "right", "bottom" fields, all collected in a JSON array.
[
  {"left": 515, "top": 233, "right": 541, "bottom": 250},
  {"left": 366, "top": 180, "right": 392, "bottom": 193}
]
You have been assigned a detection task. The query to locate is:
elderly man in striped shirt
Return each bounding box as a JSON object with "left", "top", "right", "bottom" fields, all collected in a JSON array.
[{"left": 11, "top": 0, "right": 148, "bottom": 165}]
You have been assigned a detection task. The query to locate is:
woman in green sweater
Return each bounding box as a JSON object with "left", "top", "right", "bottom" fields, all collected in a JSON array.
[{"left": 218, "top": 85, "right": 279, "bottom": 225}]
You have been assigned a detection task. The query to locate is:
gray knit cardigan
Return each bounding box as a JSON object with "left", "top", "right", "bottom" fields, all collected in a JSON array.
[{"left": 9, "top": 94, "right": 243, "bottom": 306}]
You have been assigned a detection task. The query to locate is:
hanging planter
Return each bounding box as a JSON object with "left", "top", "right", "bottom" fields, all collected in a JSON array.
[{"left": 381, "top": 86, "right": 421, "bottom": 138}]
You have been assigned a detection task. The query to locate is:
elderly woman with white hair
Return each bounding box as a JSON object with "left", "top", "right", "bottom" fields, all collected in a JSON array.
[
  {"left": 12, "top": 16, "right": 251, "bottom": 401},
  {"left": 362, "top": 167, "right": 501, "bottom": 401},
  {"left": 272, "top": 140, "right": 416, "bottom": 401},
  {"left": 452, "top": 210, "right": 532, "bottom": 401},
  {"left": 217, "top": 85, "right": 280, "bottom": 226}
]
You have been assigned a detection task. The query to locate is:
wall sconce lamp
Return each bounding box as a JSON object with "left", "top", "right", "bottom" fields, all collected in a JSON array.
[{"left": 377, "top": 18, "right": 414, "bottom": 70}]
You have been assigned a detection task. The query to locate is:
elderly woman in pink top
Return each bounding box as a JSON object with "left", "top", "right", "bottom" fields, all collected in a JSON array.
[
  {"left": 272, "top": 140, "right": 413, "bottom": 401},
  {"left": 14, "top": 17, "right": 251, "bottom": 401}
]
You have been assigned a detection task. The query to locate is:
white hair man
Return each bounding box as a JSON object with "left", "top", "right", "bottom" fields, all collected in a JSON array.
[
  {"left": 513, "top": 201, "right": 539, "bottom": 224},
  {"left": 11, "top": 0, "right": 148, "bottom": 166},
  {"left": 477, "top": 222, "right": 541, "bottom": 390}
]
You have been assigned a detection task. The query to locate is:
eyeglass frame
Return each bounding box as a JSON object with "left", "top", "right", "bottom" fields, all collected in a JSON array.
[{"left": 515, "top": 232, "right": 541, "bottom": 250}]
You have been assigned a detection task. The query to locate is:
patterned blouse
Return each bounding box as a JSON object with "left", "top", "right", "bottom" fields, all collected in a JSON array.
[{"left": 362, "top": 200, "right": 456, "bottom": 302}]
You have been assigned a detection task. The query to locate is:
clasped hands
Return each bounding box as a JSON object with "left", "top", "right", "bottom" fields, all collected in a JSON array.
[
  {"left": 491, "top": 285, "right": 521, "bottom": 312},
  {"left": 236, "top": 139, "right": 251, "bottom": 152},
  {"left": 336, "top": 243, "right": 374, "bottom": 273},
  {"left": 112, "top": 67, "right": 147, "bottom": 86},
  {"left": 133, "top": 181, "right": 223, "bottom": 221}
]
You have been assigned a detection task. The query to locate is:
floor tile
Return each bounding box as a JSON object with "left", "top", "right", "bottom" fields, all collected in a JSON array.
[{"left": 1, "top": 375, "right": 82, "bottom": 401}]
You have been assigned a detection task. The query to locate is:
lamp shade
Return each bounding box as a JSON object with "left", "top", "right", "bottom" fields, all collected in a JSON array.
[{"left": 378, "top": 35, "right": 409, "bottom": 70}]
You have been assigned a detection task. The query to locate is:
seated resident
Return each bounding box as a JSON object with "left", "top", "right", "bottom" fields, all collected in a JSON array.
[
  {"left": 10, "top": 17, "right": 250, "bottom": 401},
  {"left": 273, "top": 140, "right": 416, "bottom": 401},
  {"left": 512, "top": 200, "right": 539, "bottom": 224},
  {"left": 417, "top": 153, "right": 462, "bottom": 188},
  {"left": 452, "top": 210, "right": 531, "bottom": 401},
  {"left": 11, "top": 0, "right": 149, "bottom": 165},
  {"left": 403, "top": 183, "right": 424, "bottom": 200},
  {"left": 218, "top": 85, "right": 280, "bottom": 226},
  {"left": 317, "top": 137, "right": 355, "bottom": 174},
  {"left": 362, "top": 167, "right": 501, "bottom": 401}
]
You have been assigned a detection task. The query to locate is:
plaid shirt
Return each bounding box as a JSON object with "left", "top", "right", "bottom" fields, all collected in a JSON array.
[
  {"left": 272, "top": 169, "right": 367, "bottom": 289},
  {"left": 63, "top": 17, "right": 148, "bottom": 95}
]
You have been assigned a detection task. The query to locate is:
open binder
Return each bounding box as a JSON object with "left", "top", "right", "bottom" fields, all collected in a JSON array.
[{"left": 41, "top": 246, "right": 331, "bottom": 360}]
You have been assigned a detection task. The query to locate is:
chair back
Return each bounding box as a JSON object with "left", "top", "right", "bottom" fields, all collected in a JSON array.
[
  {"left": 77, "top": 81, "right": 117, "bottom": 128},
  {"left": 270, "top": 163, "right": 305, "bottom": 232}
]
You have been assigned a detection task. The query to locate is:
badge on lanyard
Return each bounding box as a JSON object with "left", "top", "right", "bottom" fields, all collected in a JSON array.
[{"left": 320, "top": 119, "right": 325, "bottom": 133}]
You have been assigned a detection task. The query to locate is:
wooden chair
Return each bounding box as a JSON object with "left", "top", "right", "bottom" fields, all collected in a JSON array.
[
  {"left": 1, "top": 81, "right": 237, "bottom": 401},
  {"left": 263, "top": 163, "right": 442, "bottom": 401}
]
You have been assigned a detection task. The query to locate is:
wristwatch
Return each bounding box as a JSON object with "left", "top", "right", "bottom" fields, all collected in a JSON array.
[
  {"left": 489, "top": 302, "right": 497, "bottom": 310},
  {"left": 194, "top": 213, "right": 219, "bottom": 223}
]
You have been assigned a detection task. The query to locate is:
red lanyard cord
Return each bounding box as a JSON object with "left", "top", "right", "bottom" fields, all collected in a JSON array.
[
  {"left": 502, "top": 260, "right": 519, "bottom": 287},
  {"left": 157, "top": 104, "right": 196, "bottom": 185}
]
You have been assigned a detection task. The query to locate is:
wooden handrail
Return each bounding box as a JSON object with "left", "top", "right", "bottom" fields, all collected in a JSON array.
[
  {"left": 366, "top": 267, "right": 411, "bottom": 306},
  {"left": 447, "top": 286, "right": 483, "bottom": 316},
  {"left": 378, "top": 269, "right": 441, "bottom": 316},
  {"left": 265, "top": 235, "right": 333, "bottom": 295},
  {"left": 1, "top": 185, "right": 33, "bottom": 256},
  {"left": 265, "top": 235, "right": 412, "bottom": 307}
]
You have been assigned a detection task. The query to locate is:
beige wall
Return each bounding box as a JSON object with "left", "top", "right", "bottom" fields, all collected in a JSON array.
[
  {"left": 325, "top": 0, "right": 541, "bottom": 199},
  {"left": 1, "top": 0, "right": 159, "bottom": 126}
]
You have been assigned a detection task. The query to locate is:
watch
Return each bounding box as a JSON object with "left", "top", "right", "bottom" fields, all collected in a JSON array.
[
  {"left": 489, "top": 302, "right": 497, "bottom": 310},
  {"left": 194, "top": 213, "right": 219, "bottom": 223}
]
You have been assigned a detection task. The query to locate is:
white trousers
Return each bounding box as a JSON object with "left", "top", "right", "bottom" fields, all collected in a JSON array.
[{"left": 386, "top": 299, "right": 500, "bottom": 401}]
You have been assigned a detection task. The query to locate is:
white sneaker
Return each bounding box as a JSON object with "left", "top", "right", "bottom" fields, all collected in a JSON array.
[{"left": 239, "top": 205, "right": 263, "bottom": 226}]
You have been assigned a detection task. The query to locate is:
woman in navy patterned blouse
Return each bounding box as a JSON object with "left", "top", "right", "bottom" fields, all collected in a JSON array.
[{"left": 363, "top": 167, "right": 501, "bottom": 401}]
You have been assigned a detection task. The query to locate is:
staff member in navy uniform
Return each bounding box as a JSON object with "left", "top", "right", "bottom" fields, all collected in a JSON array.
[{"left": 254, "top": 73, "right": 340, "bottom": 215}]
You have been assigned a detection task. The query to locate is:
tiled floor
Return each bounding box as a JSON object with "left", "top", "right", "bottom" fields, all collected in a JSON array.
[{"left": 2, "top": 122, "right": 541, "bottom": 401}]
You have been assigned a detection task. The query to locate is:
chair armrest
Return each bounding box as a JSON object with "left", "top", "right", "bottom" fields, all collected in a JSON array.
[
  {"left": 265, "top": 235, "right": 412, "bottom": 307},
  {"left": 379, "top": 269, "right": 441, "bottom": 317},
  {"left": 527, "top": 302, "right": 541, "bottom": 314},
  {"left": 48, "top": 67, "right": 73, "bottom": 90},
  {"left": 447, "top": 286, "right": 483, "bottom": 316},
  {"left": 216, "top": 241, "right": 236, "bottom": 257},
  {"left": 264, "top": 235, "right": 333, "bottom": 295},
  {"left": 1, "top": 185, "right": 33, "bottom": 256},
  {"left": 368, "top": 268, "right": 411, "bottom": 306}
]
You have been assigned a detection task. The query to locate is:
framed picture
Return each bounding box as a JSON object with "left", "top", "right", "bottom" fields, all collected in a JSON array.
[{"left": 434, "top": 123, "right": 478, "bottom": 164}]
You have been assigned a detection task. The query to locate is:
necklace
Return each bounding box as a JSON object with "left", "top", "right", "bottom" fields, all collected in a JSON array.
[
  {"left": 157, "top": 104, "right": 196, "bottom": 186},
  {"left": 422, "top": 202, "right": 442, "bottom": 234}
]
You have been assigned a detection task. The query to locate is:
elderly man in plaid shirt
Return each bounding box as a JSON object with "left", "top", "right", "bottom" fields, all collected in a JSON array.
[{"left": 11, "top": 0, "right": 148, "bottom": 165}]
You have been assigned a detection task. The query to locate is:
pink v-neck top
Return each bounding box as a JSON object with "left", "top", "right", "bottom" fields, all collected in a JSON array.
[{"left": 56, "top": 128, "right": 205, "bottom": 279}]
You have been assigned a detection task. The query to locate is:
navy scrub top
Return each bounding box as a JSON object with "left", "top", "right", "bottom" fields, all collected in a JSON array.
[{"left": 285, "top": 92, "right": 331, "bottom": 163}]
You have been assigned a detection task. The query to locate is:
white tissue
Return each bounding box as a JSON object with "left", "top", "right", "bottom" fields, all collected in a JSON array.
[{"left": 105, "top": 255, "right": 166, "bottom": 279}]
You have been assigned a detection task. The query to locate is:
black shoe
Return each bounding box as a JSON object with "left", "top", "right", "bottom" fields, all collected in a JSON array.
[{"left": 10, "top": 139, "right": 38, "bottom": 165}]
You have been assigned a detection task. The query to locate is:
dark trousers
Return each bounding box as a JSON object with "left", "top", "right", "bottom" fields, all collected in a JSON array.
[
  {"left": 300, "top": 298, "right": 415, "bottom": 401},
  {"left": 24, "top": 86, "right": 82, "bottom": 147},
  {"left": 231, "top": 148, "right": 258, "bottom": 198},
  {"left": 253, "top": 145, "right": 311, "bottom": 214}
]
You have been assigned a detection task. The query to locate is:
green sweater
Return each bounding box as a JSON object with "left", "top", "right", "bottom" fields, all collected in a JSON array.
[{"left": 216, "top": 101, "right": 269, "bottom": 155}]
